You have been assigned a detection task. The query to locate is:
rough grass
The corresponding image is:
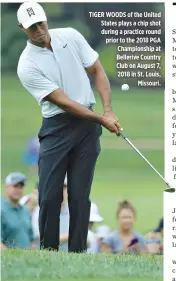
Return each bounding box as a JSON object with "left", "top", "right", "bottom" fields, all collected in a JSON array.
[{"left": 1, "top": 250, "right": 163, "bottom": 281}]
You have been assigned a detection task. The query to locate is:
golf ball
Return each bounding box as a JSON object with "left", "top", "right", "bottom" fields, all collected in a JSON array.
[{"left": 121, "top": 84, "right": 129, "bottom": 91}]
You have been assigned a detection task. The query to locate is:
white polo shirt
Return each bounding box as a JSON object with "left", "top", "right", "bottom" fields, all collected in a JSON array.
[{"left": 17, "top": 28, "right": 99, "bottom": 118}]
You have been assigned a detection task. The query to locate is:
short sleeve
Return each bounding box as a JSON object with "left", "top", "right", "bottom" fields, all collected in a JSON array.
[
  {"left": 69, "top": 28, "right": 99, "bottom": 68},
  {"left": 17, "top": 61, "right": 59, "bottom": 104}
]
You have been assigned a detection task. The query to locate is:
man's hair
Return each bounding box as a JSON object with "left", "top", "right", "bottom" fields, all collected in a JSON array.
[{"left": 116, "top": 200, "right": 136, "bottom": 217}]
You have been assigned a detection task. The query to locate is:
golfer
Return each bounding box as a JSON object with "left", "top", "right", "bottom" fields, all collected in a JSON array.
[{"left": 17, "top": 2, "right": 121, "bottom": 252}]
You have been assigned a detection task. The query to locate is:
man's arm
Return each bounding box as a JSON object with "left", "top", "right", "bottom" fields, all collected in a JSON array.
[
  {"left": 44, "top": 89, "right": 120, "bottom": 134},
  {"left": 68, "top": 29, "right": 112, "bottom": 113},
  {"left": 86, "top": 60, "right": 120, "bottom": 131},
  {"left": 86, "top": 59, "right": 112, "bottom": 113}
]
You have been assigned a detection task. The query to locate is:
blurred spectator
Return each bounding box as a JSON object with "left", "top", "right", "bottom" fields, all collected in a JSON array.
[
  {"left": 101, "top": 200, "right": 147, "bottom": 254},
  {"left": 20, "top": 182, "right": 40, "bottom": 248},
  {"left": 1, "top": 172, "right": 34, "bottom": 249},
  {"left": 154, "top": 218, "right": 163, "bottom": 234},
  {"left": 96, "top": 225, "right": 111, "bottom": 251},
  {"left": 87, "top": 202, "right": 103, "bottom": 253},
  {"left": 59, "top": 177, "right": 69, "bottom": 252},
  {"left": 20, "top": 177, "right": 69, "bottom": 251},
  {"left": 23, "top": 135, "right": 39, "bottom": 175},
  {"left": 145, "top": 218, "right": 163, "bottom": 254}
]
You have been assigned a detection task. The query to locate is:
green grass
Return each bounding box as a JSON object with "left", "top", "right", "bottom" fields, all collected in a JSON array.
[
  {"left": 1, "top": 75, "right": 164, "bottom": 280},
  {"left": 2, "top": 250, "right": 163, "bottom": 281}
]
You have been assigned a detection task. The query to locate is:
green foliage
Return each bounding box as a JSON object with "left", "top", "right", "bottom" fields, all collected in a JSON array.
[
  {"left": 1, "top": 3, "right": 165, "bottom": 86},
  {"left": 97, "top": 45, "right": 117, "bottom": 78}
]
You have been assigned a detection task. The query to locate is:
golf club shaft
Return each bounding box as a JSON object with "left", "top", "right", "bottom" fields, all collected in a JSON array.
[{"left": 120, "top": 132, "right": 171, "bottom": 188}]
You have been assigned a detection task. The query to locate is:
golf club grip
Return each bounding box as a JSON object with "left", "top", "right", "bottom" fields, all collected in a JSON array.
[{"left": 120, "top": 131, "right": 127, "bottom": 139}]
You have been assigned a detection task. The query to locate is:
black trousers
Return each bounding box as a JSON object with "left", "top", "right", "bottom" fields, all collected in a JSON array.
[{"left": 38, "top": 112, "right": 102, "bottom": 252}]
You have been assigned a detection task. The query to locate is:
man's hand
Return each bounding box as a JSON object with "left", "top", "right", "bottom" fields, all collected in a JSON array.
[
  {"left": 101, "top": 116, "right": 121, "bottom": 135},
  {"left": 103, "top": 110, "right": 121, "bottom": 136}
]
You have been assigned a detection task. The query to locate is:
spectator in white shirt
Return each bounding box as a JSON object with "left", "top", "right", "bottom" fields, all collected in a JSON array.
[
  {"left": 20, "top": 182, "right": 40, "bottom": 248},
  {"left": 87, "top": 202, "right": 103, "bottom": 253},
  {"left": 96, "top": 225, "right": 111, "bottom": 252},
  {"left": 20, "top": 178, "right": 69, "bottom": 250},
  {"left": 59, "top": 178, "right": 69, "bottom": 252}
]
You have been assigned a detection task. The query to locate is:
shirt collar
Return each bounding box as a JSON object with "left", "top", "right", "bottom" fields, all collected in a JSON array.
[{"left": 27, "top": 41, "right": 48, "bottom": 52}]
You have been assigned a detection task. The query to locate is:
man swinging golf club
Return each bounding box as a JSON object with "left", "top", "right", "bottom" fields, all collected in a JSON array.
[{"left": 17, "top": 2, "right": 121, "bottom": 252}]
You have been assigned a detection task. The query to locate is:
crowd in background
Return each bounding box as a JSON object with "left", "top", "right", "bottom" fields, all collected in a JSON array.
[{"left": 1, "top": 169, "right": 163, "bottom": 255}]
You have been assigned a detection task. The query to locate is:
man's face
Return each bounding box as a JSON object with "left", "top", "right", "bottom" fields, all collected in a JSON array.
[
  {"left": 20, "top": 21, "right": 48, "bottom": 43},
  {"left": 6, "top": 184, "right": 24, "bottom": 202}
]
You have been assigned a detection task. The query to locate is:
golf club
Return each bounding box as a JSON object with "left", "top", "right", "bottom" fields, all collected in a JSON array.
[{"left": 119, "top": 131, "right": 175, "bottom": 193}]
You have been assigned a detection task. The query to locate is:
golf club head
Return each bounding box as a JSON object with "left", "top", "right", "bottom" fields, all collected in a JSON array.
[
  {"left": 165, "top": 187, "right": 175, "bottom": 193},
  {"left": 165, "top": 182, "right": 175, "bottom": 192}
]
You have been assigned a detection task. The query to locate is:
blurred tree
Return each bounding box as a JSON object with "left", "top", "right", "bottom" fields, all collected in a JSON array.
[
  {"left": 4, "top": 3, "right": 21, "bottom": 11},
  {"left": 1, "top": 2, "right": 165, "bottom": 86}
]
